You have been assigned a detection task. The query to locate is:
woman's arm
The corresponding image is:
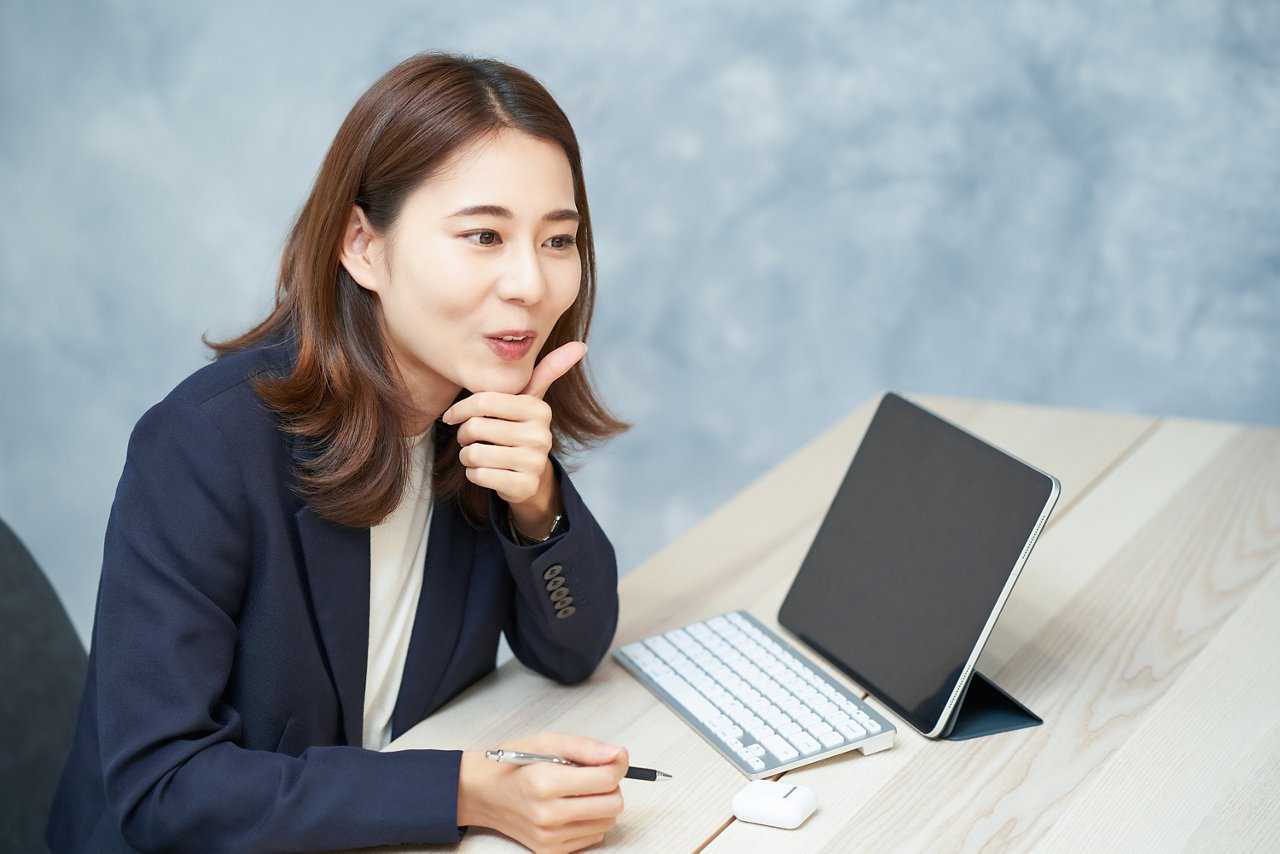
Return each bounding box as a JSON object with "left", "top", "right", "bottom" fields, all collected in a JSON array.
[
  {"left": 443, "top": 343, "right": 620, "bottom": 683},
  {"left": 94, "top": 399, "right": 463, "bottom": 851},
  {"left": 490, "top": 459, "right": 620, "bottom": 682}
]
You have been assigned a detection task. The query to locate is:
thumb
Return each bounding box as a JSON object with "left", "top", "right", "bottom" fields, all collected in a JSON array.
[
  {"left": 521, "top": 341, "right": 587, "bottom": 399},
  {"left": 532, "top": 732, "right": 623, "bottom": 767}
]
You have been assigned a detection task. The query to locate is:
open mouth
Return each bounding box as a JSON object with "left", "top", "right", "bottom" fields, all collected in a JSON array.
[{"left": 487, "top": 331, "right": 537, "bottom": 361}]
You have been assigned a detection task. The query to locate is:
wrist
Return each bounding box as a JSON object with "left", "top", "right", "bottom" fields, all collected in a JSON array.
[
  {"left": 508, "top": 511, "right": 565, "bottom": 546},
  {"left": 507, "top": 462, "right": 563, "bottom": 542},
  {"left": 457, "top": 751, "right": 497, "bottom": 830}
]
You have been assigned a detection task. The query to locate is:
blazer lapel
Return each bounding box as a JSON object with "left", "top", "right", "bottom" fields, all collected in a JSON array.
[
  {"left": 390, "top": 500, "right": 475, "bottom": 739},
  {"left": 296, "top": 506, "right": 370, "bottom": 747}
]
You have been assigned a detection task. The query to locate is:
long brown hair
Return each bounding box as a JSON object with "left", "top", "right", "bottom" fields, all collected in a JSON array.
[{"left": 210, "top": 53, "right": 626, "bottom": 528}]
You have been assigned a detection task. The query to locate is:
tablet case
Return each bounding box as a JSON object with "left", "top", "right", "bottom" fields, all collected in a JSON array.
[
  {"left": 943, "top": 671, "right": 1041, "bottom": 741},
  {"left": 779, "top": 392, "right": 1055, "bottom": 741}
]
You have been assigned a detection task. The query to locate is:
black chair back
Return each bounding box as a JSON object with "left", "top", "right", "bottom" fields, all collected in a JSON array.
[{"left": 0, "top": 518, "right": 87, "bottom": 853}]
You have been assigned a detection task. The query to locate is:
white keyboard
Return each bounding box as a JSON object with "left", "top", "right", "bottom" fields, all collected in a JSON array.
[{"left": 614, "top": 611, "right": 895, "bottom": 779}]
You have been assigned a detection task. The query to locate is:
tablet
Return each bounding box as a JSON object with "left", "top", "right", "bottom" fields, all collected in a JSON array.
[{"left": 778, "top": 393, "right": 1059, "bottom": 738}]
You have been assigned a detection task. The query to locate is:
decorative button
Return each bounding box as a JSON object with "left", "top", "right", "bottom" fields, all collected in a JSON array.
[
  {"left": 555, "top": 605, "right": 576, "bottom": 619},
  {"left": 543, "top": 565, "right": 563, "bottom": 581},
  {"left": 553, "top": 595, "right": 573, "bottom": 609},
  {"left": 550, "top": 587, "right": 570, "bottom": 602},
  {"left": 545, "top": 576, "right": 566, "bottom": 592}
]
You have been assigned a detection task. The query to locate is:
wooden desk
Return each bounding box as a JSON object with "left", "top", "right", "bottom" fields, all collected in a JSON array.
[{"left": 385, "top": 396, "right": 1280, "bottom": 852}]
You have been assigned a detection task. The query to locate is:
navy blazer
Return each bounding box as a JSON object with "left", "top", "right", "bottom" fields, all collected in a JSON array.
[{"left": 48, "top": 339, "right": 619, "bottom": 853}]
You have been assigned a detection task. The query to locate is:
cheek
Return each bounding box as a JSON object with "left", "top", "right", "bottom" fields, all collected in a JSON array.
[
  {"left": 400, "top": 255, "right": 486, "bottom": 322},
  {"left": 550, "top": 263, "right": 582, "bottom": 314}
]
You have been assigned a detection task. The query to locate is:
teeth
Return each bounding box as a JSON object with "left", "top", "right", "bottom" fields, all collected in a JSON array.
[{"left": 500, "top": 336, "right": 526, "bottom": 342}]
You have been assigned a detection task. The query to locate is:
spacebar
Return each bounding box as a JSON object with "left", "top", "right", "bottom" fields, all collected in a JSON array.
[{"left": 654, "top": 672, "right": 720, "bottom": 724}]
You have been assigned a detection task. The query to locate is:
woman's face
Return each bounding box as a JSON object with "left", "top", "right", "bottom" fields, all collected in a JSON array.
[{"left": 346, "top": 129, "right": 583, "bottom": 419}]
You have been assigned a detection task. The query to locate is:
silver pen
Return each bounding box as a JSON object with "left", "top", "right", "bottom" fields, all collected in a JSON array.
[{"left": 485, "top": 749, "right": 673, "bottom": 781}]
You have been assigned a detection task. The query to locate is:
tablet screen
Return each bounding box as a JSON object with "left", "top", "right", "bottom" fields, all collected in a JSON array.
[{"left": 778, "top": 393, "right": 1058, "bottom": 737}]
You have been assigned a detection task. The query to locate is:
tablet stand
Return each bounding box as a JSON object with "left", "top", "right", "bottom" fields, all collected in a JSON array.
[{"left": 943, "top": 671, "right": 1042, "bottom": 741}]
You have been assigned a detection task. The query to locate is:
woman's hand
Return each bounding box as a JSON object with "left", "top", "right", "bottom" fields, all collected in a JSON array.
[
  {"left": 457, "top": 731, "right": 628, "bottom": 853},
  {"left": 442, "top": 342, "right": 586, "bottom": 539}
]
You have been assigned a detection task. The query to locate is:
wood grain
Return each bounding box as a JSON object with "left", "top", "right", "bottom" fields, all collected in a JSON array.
[
  {"left": 712, "top": 422, "right": 1280, "bottom": 852},
  {"left": 368, "top": 400, "right": 1279, "bottom": 853},
  {"left": 1040, "top": 557, "right": 1280, "bottom": 852}
]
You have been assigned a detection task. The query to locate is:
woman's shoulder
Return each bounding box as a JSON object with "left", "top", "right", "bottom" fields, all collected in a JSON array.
[
  {"left": 136, "top": 336, "right": 295, "bottom": 452},
  {"left": 164, "top": 336, "right": 293, "bottom": 412},
  {"left": 117, "top": 336, "right": 300, "bottom": 512}
]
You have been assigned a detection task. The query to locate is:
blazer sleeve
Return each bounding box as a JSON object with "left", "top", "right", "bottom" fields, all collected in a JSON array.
[
  {"left": 95, "top": 399, "right": 463, "bottom": 852},
  {"left": 491, "top": 458, "right": 620, "bottom": 684}
]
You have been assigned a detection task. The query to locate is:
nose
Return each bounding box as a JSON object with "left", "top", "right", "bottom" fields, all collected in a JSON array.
[{"left": 495, "top": 243, "right": 547, "bottom": 305}]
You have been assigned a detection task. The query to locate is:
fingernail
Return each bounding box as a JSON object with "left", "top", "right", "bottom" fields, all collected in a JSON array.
[
  {"left": 595, "top": 743, "right": 619, "bottom": 762},
  {"left": 441, "top": 408, "right": 454, "bottom": 424}
]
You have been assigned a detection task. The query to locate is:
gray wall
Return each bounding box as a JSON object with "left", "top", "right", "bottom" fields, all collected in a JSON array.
[{"left": 3, "top": 1, "right": 1277, "bottom": 645}]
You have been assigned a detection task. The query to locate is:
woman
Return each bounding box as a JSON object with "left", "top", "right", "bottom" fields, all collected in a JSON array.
[{"left": 49, "top": 53, "right": 629, "bottom": 853}]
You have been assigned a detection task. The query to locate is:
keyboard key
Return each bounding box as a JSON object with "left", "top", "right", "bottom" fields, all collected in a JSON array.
[
  {"left": 834, "top": 719, "right": 867, "bottom": 740},
  {"left": 667, "top": 628, "right": 694, "bottom": 647},
  {"left": 817, "top": 730, "right": 844, "bottom": 748},
  {"left": 707, "top": 616, "right": 732, "bottom": 633},
  {"left": 760, "top": 733, "right": 799, "bottom": 762},
  {"left": 621, "top": 643, "right": 653, "bottom": 662},
  {"left": 789, "top": 732, "right": 822, "bottom": 755},
  {"left": 794, "top": 711, "right": 821, "bottom": 729},
  {"left": 645, "top": 636, "right": 677, "bottom": 657},
  {"left": 711, "top": 714, "right": 736, "bottom": 733},
  {"left": 812, "top": 700, "right": 840, "bottom": 720},
  {"left": 654, "top": 673, "right": 720, "bottom": 724}
]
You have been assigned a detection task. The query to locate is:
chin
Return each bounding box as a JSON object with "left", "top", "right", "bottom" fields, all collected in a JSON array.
[{"left": 463, "top": 368, "right": 530, "bottom": 396}]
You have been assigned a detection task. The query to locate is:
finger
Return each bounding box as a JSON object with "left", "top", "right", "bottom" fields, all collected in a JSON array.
[
  {"left": 523, "top": 763, "right": 625, "bottom": 800},
  {"left": 566, "top": 833, "right": 607, "bottom": 853},
  {"left": 557, "top": 815, "right": 621, "bottom": 845},
  {"left": 443, "top": 391, "right": 548, "bottom": 426},
  {"left": 458, "top": 443, "right": 543, "bottom": 474},
  {"left": 463, "top": 466, "right": 539, "bottom": 501},
  {"left": 527, "top": 821, "right": 613, "bottom": 854},
  {"left": 521, "top": 341, "right": 587, "bottom": 399},
  {"left": 564, "top": 792, "right": 624, "bottom": 824},
  {"left": 525, "top": 732, "right": 624, "bottom": 768},
  {"left": 562, "top": 825, "right": 613, "bottom": 852},
  {"left": 536, "top": 789, "right": 624, "bottom": 826},
  {"left": 456, "top": 416, "right": 550, "bottom": 452}
]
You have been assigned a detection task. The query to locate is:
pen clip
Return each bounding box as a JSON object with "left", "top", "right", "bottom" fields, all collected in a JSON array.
[{"left": 485, "top": 749, "right": 579, "bottom": 767}]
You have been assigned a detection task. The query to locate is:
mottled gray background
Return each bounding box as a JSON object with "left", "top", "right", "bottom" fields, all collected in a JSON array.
[{"left": 3, "top": 1, "right": 1278, "bottom": 645}]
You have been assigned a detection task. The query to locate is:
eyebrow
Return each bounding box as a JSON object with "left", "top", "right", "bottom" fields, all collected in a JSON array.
[{"left": 448, "top": 204, "right": 581, "bottom": 224}]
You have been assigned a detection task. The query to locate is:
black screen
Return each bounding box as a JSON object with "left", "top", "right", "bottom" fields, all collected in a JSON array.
[{"left": 778, "top": 393, "right": 1057, "bottom": 735}]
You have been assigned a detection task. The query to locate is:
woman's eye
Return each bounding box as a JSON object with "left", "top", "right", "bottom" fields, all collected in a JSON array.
[
  {"left": 467, "top": 230, "right": 500, "bottom": 246},
  {"left": 545, "top": 235, "right": 576, "bottom": 249}
]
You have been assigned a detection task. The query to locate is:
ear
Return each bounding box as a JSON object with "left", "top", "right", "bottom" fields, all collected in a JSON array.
[{"left": 338, "top": 206, "right": 384, "bottom": 292}]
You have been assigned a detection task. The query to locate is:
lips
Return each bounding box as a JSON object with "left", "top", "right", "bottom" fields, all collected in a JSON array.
[{"left": 486, "top": 329, "right": 537, "bottom": 361}]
